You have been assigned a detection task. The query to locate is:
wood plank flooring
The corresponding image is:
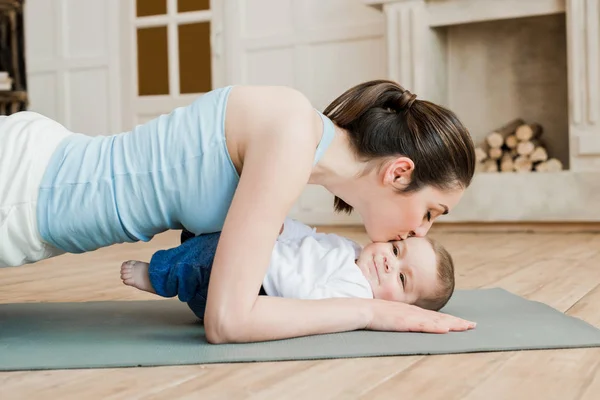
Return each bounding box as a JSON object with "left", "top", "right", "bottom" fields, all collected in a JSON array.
[{"left": 1, "top": 226, "right": 599, "bottom": 400}]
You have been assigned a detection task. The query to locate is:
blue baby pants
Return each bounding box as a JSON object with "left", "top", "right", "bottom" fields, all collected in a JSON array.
[
  {"left": 149, "top": 231, "right": 267, "bottom": 319},
  {"left": 149, "top": 232, "right": 221, "bottom": 320}
]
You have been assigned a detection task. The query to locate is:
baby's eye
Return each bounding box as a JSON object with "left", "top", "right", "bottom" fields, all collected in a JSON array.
[
  {"left": 399, "top": 273, "right": 406, "bottom": 289},
  {"left": 392, "top": 245, "right": 399, "bottom": 256}
]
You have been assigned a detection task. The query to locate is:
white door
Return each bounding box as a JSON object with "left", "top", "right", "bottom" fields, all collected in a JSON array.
[
  {"left": 25, "top": 0, "right": 121, "bottom": 135},
  {"left": 222, "top": 0, "right": 386, "bottom": 225},
  {"left": 122, "top": 0, "right": 225, "bottom": 129}
]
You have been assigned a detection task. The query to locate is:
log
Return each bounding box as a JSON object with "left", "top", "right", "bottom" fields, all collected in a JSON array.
[
  {"left": 515, "top": 123, "right": 543, "bottom": 141},
  {"left": 486, "top": 132, "right": 504, "bottom": 148},
  {"left": 513, "top": 155, "right": 533, "bottom": 172},
  {"left": 475, "top": 147, "right": 488, "bottom": 163},
  {"left": 535, "top": 161, "right": 548, "bottom": 172},
  {"left": 475, "top": 161, "right": 485, "bottom": 173},
  {"left": 486, "top": 118, "right": 525, "bottom": 148},
  {"left": 500, "top": 153, "right": 514, "bottom": 172},
  {"left": 483, "top": 158, "right": 499, "bottom": 173},
  {"left": 516, "top": 139, "right": 543, "bottom": 156},
  {"left": 530, "top": 146, "right": 548, "bottom": 163},
  {"left": 505, "top": 135, "right": 518, "bottom": 149},
  {"left": 545, "top": 158, "right": 563, "bottom": 172},
  {"left": 535, "top": 158, "right": 563, "bottom": 172},
  {"left": 489, "top": 147, "right": 503, "bottom": 160}
]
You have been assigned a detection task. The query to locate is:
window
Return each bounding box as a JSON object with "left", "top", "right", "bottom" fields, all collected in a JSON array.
[{"left": 135, "top": 0, "right": 212, "bottom": 96}]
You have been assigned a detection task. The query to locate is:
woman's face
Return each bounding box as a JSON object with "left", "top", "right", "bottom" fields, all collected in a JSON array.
[
  {"left": 355, "top": 157, "right": 465, "bottom": 242},
  {"left": 361, "top": 185, "right": 464, "bottom": 242}
]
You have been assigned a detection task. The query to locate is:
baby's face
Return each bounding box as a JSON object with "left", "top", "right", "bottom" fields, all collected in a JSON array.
[{"left": 356, "top": 237, "right": 438, "bottom": 305}]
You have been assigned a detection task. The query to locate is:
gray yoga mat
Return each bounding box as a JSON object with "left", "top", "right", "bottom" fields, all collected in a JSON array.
[{"left": 1, "top": 288, "right": 600, "bottom": 371}]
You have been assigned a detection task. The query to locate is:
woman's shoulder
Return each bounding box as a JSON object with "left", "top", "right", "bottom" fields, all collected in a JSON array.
[
  {"left": 224, "top": 84, "right": 324, "bottom": 153},
  {"left": 229, "top": 85, "right": 319, "bottom": 126},
  {"left": 228, "top": 84, "right": 313, "bottom": 110}
]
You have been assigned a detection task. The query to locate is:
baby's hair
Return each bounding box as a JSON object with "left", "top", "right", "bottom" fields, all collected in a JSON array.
[{"left": 416, "top": 236, "right": 455, "bottom": 311}]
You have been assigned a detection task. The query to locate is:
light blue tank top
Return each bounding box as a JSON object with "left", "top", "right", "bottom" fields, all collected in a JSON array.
[{"left": 37, "top": 86, "right": 336, "bottom": 253}]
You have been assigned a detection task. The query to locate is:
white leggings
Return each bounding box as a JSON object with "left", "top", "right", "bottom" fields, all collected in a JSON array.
[{"left": 0, "top": 112, "right": 73, "bottom": 267}]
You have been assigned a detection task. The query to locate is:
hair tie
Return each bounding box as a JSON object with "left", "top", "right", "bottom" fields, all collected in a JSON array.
[{"left": 398, "top": 90, "right": 417, "bottom": 111}]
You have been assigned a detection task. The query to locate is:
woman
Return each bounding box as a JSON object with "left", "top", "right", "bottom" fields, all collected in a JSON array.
[{"left": 0, "top": 80, "right": 476, "bottom": 342}]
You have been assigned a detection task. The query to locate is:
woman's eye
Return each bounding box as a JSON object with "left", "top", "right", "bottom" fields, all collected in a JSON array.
[{"left": 425, "top": 211, "right": 432, "bottom": 222}]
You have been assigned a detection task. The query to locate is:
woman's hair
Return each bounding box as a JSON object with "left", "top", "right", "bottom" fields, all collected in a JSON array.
[{"left": 323, "top": 79, "right": 476, "bottom": 213}]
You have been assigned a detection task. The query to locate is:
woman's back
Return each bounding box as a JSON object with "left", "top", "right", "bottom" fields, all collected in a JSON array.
[
  {"left": 36, "top": 85, "right": 336, "bottom": 254},
  {"left": 37, "top": 86, "right": 239, "bottom": 253}
]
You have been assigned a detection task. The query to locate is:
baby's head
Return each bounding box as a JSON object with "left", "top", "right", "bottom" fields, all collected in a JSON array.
[{"left": 355, "top": 236, "right": 455, "bottom": 311}]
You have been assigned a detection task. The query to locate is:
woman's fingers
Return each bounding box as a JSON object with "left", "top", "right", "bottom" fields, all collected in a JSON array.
[
  {"left": 442, "top": 314, "right": 477, "bottom": 331},
  {"left": 369, "top": 300, "right": 477, "bottom": 334},
  {"left": 428, "top": 313, "right": 476, "bottom": 332},
  {"left": 414, "top": 320, "right": 450, "bottom": 334}
]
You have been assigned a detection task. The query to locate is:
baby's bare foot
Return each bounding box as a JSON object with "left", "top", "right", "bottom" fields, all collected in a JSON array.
[{"left": 120, "top": 260, "right": 155, "bottom": 294}]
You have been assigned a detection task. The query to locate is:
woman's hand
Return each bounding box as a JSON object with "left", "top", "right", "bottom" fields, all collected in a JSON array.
[{"left": 367, "top": 299, "right": 476, "bottom": 333}]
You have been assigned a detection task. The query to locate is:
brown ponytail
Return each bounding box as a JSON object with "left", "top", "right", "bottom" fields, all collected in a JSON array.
[{"left": 323, "top": 79, "right": 475, "bottom": 214}]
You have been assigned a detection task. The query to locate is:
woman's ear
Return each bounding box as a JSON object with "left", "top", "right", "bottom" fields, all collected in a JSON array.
[{"left": 382, "top": 157, "right": 414, "bottom": 190}]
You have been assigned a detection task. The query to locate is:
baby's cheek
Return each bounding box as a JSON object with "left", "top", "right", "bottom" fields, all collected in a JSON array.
[{"left": 378, "top": 283, "right": 402, "bottom": 302}]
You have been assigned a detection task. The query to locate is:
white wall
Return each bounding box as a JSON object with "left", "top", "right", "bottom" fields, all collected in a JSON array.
[
  {"left": 23, "top": 0, "right": 385, "bottom": 225},
  {"left": 24, "top": 0, "right": 122, "bottom": 135},
  {"left": 224, "top": 0, "right": 387, "bottom": 224}
]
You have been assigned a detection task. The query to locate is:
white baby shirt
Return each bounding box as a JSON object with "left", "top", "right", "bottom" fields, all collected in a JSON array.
[{"left": 261, "top": 218, "right": 373, "bottom": 300}]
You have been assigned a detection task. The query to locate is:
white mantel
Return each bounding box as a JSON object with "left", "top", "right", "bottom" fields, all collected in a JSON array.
[
  {"left": 364, "top": 0, "right": 566, "bottom": 27},
  {"left": 365, "top": 0, "right": 600, "bottom": 222}
]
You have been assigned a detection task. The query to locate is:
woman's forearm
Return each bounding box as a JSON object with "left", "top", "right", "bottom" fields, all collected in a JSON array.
[
  {"left": 205, "top": 295, "right": 476, "bottom": 344},
  {"left": 206, "top": 295, "right": 371, "bottom": 343}
]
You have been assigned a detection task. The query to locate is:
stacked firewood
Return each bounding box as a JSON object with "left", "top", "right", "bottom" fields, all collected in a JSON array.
[{"left": 475, "top": 118, "right": 563, "bottom": 173}]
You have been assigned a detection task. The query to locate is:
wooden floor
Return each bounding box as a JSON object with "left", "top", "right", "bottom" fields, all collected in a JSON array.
[{"left": 1, "top": 226, "right": 600, "bottom": 399}]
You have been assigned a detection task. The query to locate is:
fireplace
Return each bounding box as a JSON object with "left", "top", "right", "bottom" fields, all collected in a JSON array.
[{"left": 366, "top": 0, "right": 600, "bottom": 222}]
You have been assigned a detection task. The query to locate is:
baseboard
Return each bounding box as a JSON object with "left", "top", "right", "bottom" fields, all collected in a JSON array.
[
  {"left": 430, "top": 222, "right": 600, "bottom": 233},
  {"left": 313, "top": 222, "right": 600, "bottom": 234}
]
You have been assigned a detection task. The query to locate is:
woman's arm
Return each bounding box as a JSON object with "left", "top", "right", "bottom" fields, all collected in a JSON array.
[
  {"left": 277, "top": 218, "right": 317, "bottom": 242},
  {"left": 203, "top": 87, "right": 474, "bottom": 344}
]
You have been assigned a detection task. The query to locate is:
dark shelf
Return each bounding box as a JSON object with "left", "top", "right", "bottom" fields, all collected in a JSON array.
[{"left": 0, "top": 0, "right": 27, "bottom": 114}]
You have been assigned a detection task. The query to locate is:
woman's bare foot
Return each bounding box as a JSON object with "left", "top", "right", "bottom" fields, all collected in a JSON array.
[{"left": 120, "top": 260, "right": 156, "bottom": 294}]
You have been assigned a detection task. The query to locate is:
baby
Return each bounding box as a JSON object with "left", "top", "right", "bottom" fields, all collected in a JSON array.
[{"left": 120, "top": 218, "right": 455, "bottom": 319}]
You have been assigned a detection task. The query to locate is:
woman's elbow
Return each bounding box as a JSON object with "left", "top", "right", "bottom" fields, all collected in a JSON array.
[
  {"left": 204, "top": 314, "right": 232, "bottom": 344},
  {"left": 205, "top": 329, "right": 229, "bottom": 345},
  {"left": 204, "top": 310, "right": 247, "bottom": 344}
]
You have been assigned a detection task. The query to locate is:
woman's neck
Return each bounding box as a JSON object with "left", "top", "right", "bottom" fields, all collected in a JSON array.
[{"left": 309, "top": 126, "right": 369, "bottom": 202}]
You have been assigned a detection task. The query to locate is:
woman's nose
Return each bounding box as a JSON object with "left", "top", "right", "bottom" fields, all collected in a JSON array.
[
  {"left": 413, "top": 222, "right": 432, "bottom": 237},
  {"left": 397, "top": 233, "right": 409, "bottom": 240}
]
